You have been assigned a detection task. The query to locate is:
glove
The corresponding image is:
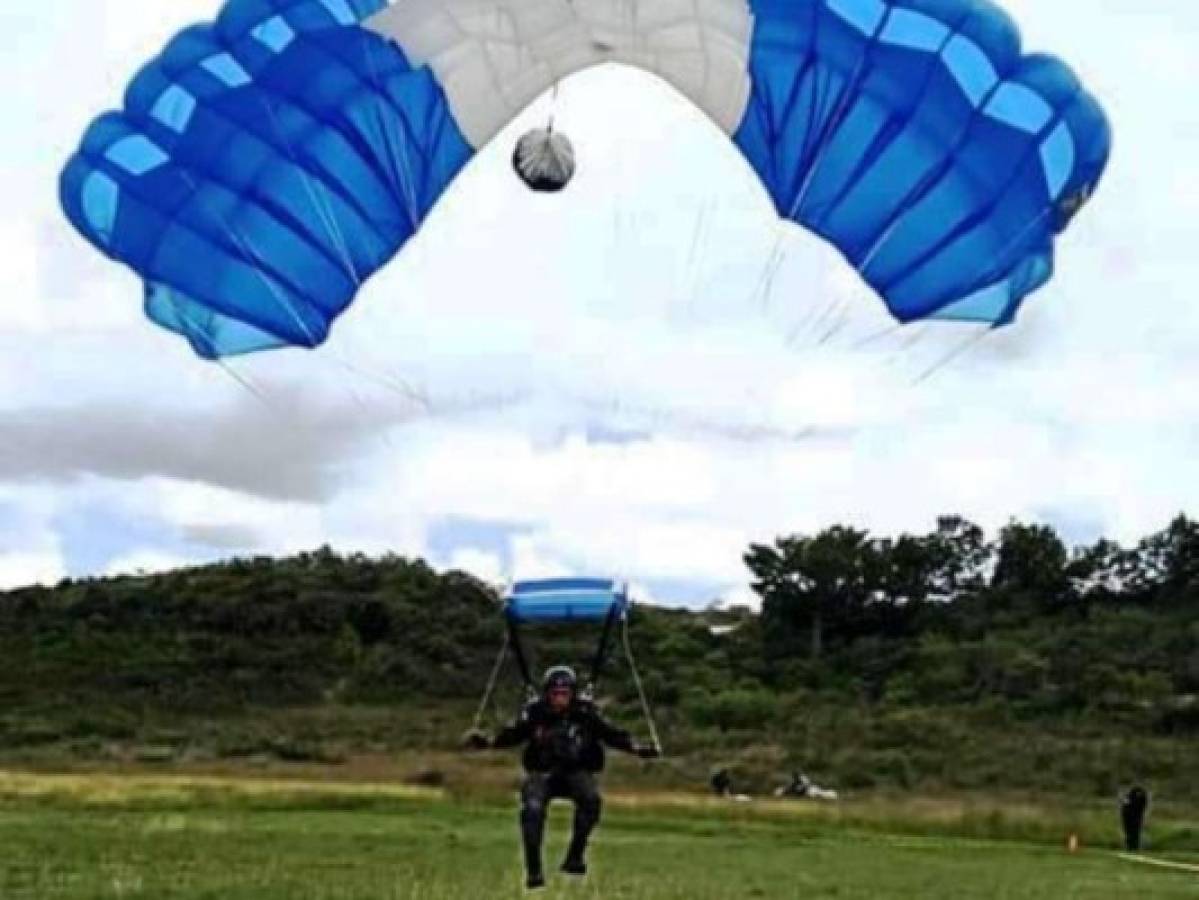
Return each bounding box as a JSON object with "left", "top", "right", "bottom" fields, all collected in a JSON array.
[
  {"left": 463, "top": 730, "right": 491, "bottom": 751},
  {"left": 635, "top": 743, "right": 661, "bottom": 760}
]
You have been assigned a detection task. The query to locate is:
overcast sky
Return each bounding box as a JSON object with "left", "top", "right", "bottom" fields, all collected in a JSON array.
[{"left": 1, "top": 1, "right": 1196, "bottom": 607}]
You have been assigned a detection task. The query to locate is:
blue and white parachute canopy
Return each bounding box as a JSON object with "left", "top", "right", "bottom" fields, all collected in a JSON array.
[
  {"left": 61, "top": 0, "right": 1111, "bottom": 359},
  {"left": 505, "top": 578, "right": 630, "bottom": 624}
]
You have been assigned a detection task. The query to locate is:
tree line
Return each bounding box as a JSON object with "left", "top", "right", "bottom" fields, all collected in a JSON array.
[{"left": 1, "top": 516, "right": 1196, "bottom": 794}]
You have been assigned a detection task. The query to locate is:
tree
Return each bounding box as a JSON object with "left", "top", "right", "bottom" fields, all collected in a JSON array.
[
  {"left": 1128, "top": 515, "right": 1199, "bottom": 607},
  {"left": 746, "top": 526, "right": 875, "bottom": 660},
  {"left": 926, "top": 516, "right": 993, "bottom": 600},
  {"left": 1065, "top": 538, "right": 1134, "bottom": 613},
  {"left": 868, "top": 529, "right": 964, "bottom": 638},
  {"left": 990, "top": 522, "right": 1072, "bottom": 616}
]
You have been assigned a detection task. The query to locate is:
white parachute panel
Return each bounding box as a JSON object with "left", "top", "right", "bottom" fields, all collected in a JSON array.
[{"left": 366, "top": 0, "right": 755, "bottom": 148}]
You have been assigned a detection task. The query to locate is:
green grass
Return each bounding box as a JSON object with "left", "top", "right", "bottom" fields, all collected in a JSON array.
[{"left": 0, "top": 772, "right": 1195, "bottom": 899}]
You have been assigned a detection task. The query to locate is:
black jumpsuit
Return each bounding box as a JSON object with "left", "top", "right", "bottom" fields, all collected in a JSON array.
[
  {"left": 493, "top": 698, "right": 636, "bottom": 878},
  {"left": 1120, "top": 787, "right": 1149, "bottom": 851}
]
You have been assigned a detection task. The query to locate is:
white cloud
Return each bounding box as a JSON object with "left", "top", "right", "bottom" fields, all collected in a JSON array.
[
  {"left": 146, "top": 480, "right": 324, "bottom": 546},
  {"left": 0, "top": 224, "right": 44, "bottom": 332},
  {"left": 446, "top": 547, "right": 506, "bottom": 586},
  {"left": 509, "top": 537, "right": 576, "bottom": 582},
  {"left": 0, "top": 487, "right": 65, "bottom": 588},
  {"left": 0, "top": 551, "right": 65, "bottom": 589}
]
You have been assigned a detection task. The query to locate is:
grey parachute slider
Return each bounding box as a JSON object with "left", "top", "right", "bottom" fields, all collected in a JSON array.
[{"left": 513, "top": 127, "right": 575, "bottom": 193}]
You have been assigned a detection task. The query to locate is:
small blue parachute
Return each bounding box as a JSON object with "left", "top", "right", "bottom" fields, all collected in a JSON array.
[
  {"left": 475, "top": 576, "right": 661, "bottom": 751},
  {"left": 61, "top": 0, "right": 1111, "bottom": 358},
  {"left": 502, "top": 578, "right": 630, "bottom": 694},
  {"left": 506, "top": 578, "right": 630, "bottom": 623}
]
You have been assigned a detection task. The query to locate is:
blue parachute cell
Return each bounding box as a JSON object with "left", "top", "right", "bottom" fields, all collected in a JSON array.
[
  {"left": 733, "top": 0, "right": 1111, "bottom": 325},
  {"left": 60, "top": 0, "right": 471, "bottom": 359},
  {"left": 505, "top": 579, "right": 629, "bottom": 624},
  {"left": 61, "top": 0, "right": 1110, "bottom": 358}
]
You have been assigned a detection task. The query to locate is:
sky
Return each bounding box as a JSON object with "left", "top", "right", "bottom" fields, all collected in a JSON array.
[{"left": 1, "top": 1, "right": 1197, "bottom": 607}]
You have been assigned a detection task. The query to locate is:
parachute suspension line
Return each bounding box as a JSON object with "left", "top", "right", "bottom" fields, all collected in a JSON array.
[
  {"left": 176, "top": 171, "right": 323, "bottom": 350},
  {"left": 324, "top": 354, "right": 432, "bottom": 412},
  {"left": 746, "top": 231, "right": 786, "bottom": 317},
  {"left": 259, "top": 100, "right": 362, "bottom": 288},
  {"left": 332, "top": 365, "right": 406, "bottom": 455},
  {"left": 813, "top": 297, "right": 853, "bottom": 347},
  {"left": 864, "top": 323, "right": 918, "bottom": 379},
  {"left": 188, "top": 315, "right": 278, "bottom": 412},
  {"left": 911, "top": 325, "right": 991, "bottom": 385},
  {"left": 361, "top": 37, "right": 421, "bottom": 232},
  {"left": 394, "top": 127, "right": 425, "bottom": 234},
  {"left": 211, "top": 359, "right": 278, "bottom": 411},
  {"left": 679, "top": 199, "right": 713, "bottom": 319},
  {"left": 851, "top": 324, "right": 902, "bottom": 351},
  {"left": 156, "top": 279, "right": 282, "bottom": 415},
  {"left": 506, "top": 616, "right": 537, "bottom": 698},
  {"left": 787, "top": 290, "right": 841, "bottom": 350},
  {"left": 685, "top": 200, "right": 711, "bottom": 276},
  {"left": 546, "top": 80, "right": 561, "bottom": 133},
  {"left": 785, "top": 294, "right": 830, "bottom": 350},
  {"left": 471, "top": 630, "right": 511, "bottom": 733},
  {"left": 898, "top": 323, "right": 930, "bottom": 353},
  {"left": 621, "top": 614, "right": 663, "bottom": 753},
  {"left": 229, "top": 224, "right": 324, "bottom": 349},
  {"left": 199, "top": 206, "right": 408, "bottom": 455},
  {"left": 586, "top": 603, "right": 622, "bottom": 697},
  {"left": 191, "top": 211, "right": 406, "bottom": 459},
  {"left": 877, "top": 322, "right": 932, "bottom": 372},
  {"left": 608, "top": 203, "right": 629, "bottom": 291},
  {"left": 292, "top": 44, "right": 433, "bottom": 430}
]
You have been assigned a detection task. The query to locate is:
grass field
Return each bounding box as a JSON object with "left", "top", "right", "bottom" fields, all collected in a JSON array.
[{"left": 0, "top": 771, "right": 1196, "bottom": 899}]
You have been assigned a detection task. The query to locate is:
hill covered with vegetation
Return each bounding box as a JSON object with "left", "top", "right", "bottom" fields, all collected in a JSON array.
[{"left": 2, "top": 515, "right": 1197, "bottom": 801}]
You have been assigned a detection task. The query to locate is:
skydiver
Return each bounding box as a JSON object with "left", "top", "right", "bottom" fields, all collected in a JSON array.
[
  {"left": 710, "top": 768, "right": 732, "bottom": 797},
  {"left": 1120, "top": 785, "right": 1150, "bottom": 851},
  {"left": 465, "top": 665, "right": 660, "bottom": 890}
]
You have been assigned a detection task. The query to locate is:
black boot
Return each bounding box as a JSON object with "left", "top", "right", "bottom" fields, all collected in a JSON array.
[
  {"left": 520, "top": 781, "right": 548, "bottom": 891},
  {"left": 560, "top": 854, "right": 587, "bottom": 876},
  {"left": 562, "top": 774, "right": 600, "bottom": 877},
  {"left": 523, "top": 821, "right": 545, "bottom": 888},
  {"left": 561, "top": 832, "right": 589, "bottom": 876},
  {"left": 522, "top": 832, "right": 545, "bottom": 889}
]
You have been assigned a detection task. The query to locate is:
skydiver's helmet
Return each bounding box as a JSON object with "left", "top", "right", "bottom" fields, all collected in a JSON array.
[{"left": 542, "top": 666, "right": 578, "bottom": 704}]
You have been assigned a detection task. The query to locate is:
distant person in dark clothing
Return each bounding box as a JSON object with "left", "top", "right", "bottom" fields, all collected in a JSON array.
[
  {"left": 466, "top": 665, "right": 659, "bottom": 890},
  {"left": 1120, "top": 786, "right": 1150, "bottom": 851},
  {"left": 779, "top": 771, "right": 813, "bottom": 798},
  {"left": 710, "top": 768, "right": 732, "bottom": 797},
  {"left": 774, "top": 770, "right": 838, "bottom": 801}
]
